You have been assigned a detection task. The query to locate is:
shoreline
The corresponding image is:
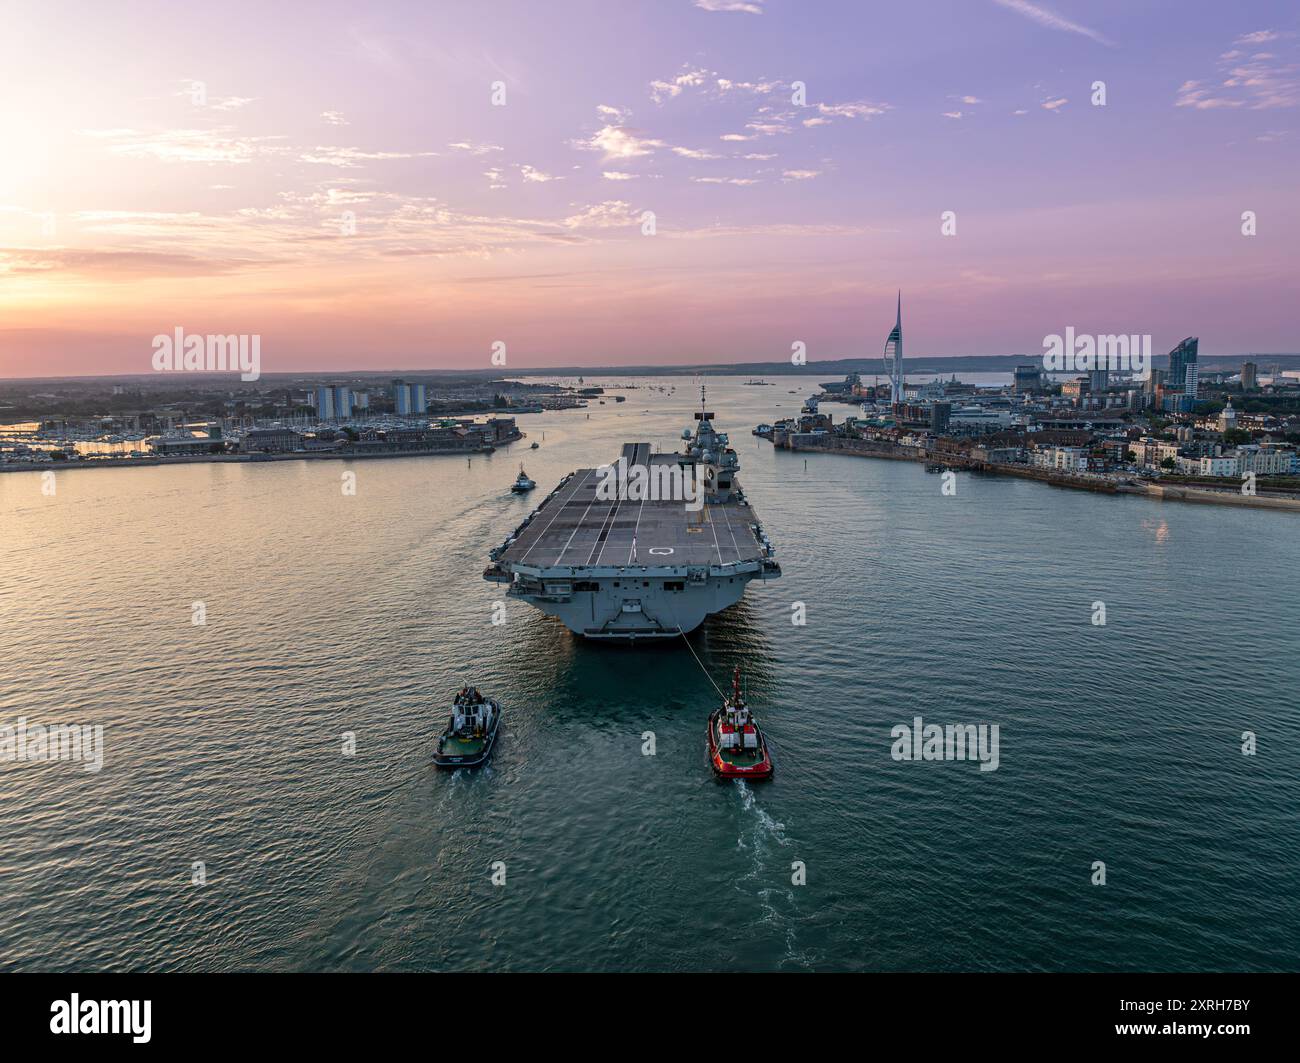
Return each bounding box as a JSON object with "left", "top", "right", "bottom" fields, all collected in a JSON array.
[
  {"left": 777, "top": 435, "right": 1300, "bottom": 512},
  {"left": 0, "top": 439, "right": 521, "bottom": 475}
]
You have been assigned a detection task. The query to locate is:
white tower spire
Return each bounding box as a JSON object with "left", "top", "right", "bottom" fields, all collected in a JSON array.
[{"left": 883, "top": 290, "right": 903, "bottom": 407}]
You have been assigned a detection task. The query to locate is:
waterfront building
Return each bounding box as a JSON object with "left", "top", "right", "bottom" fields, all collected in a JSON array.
[
  {"left": 1031, "top": 445, "right": 1089, "bottom": 472},
  {"left": 1237, "top": 446, "right": 1294, "bottom": 476},
  {"left": 150, "top": 429, "right": 225, "bottom": 456},
  {"left": 1259, "top": 443, "right": 1299, "bottom": 474},
  {"left": 1167, "top": 337, "right": 1199, "bottom": 398},
  {"left": 242, "top": 428, "right": 302, "bottom": 453},
  {"left": 971, "top": 444, "right": 1023, "bottom": 463},
  {"left": 1198, "top": 454, "right": 1241, "bottom": 477},
  {"left": 480, "top": 416, "right": 518, "bottom": 442},
  {"left": 1133, "top": 438, "right": 1181, "bottom": 469}
]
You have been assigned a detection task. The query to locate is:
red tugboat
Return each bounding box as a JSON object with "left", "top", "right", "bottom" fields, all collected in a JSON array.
[{"left": 707, "top": 666, "right": 773, "bottom": 781}]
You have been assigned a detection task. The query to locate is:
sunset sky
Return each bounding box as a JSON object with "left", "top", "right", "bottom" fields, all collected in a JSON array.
[{"left": 1, "top": 0, "right": 1297, "bottom": 378}]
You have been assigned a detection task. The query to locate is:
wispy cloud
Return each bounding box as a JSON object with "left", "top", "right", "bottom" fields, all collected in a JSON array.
[
  {"left": 518, "top": 164, "right": 560, "bottom": 183},
  {"left": 448, "top": 141, "right": 502, "bottom": 155},
  {"left": 650, "top": 66, "right": 710, "bottom": 103},
  {"left": 302, "top": 146, "right": 438, "bottom": 168},
  {"left": 1179, "top": 31, "right": 1299, "bottom": 110},
  {"left": 717, "top": 77, "right": 778, "bottom": 94},
  {"left": 77, "top": 127, "right": 283, "bottom": 164},
  {"left": 1175, "top": 80, "right": 1243, "bottom": 110},
  {"left": 174, "top": 82, "right": 257, "bottom": 111},
  {"left": 650, "top": 66, "right": 781, "bottom": 104},
  {"left": 991, "top": 0, "right": 1114, "bottom": 47},
  {"left": 812, "top": 100, "right": 891, "bottom": 121},
  {"left": 694, "top": 0, "right": 763, "bottom": 13},
  {"left": 0, "top": 246, "right": 267, "bottom": 278},
  {"left": 562, "top": 201, "right": 641, "bottom": 228},
  {"left": 209, "top": 96, "right": 257, "bottom": 112},
  {"left": 572, "top": 125, "right": 666, "bottom": 160}
]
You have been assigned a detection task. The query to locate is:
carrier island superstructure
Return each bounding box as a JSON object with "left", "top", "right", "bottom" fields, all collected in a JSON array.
[{"left": 484, "top": 400, "right": 780, "bottom": 640}]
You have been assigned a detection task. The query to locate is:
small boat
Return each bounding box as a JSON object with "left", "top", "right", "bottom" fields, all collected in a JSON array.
[
  {"left": 707, "top": 666, "right": 773, "bottom": 781},
  {"left": 434, "top": 687, "right": 501, "bottom": 769},
  {"left": 511, "top": 465, "right": 536, "bottom": 492},
  {"left": 530, "top": 441, "right": 539, "bottom": 449}
]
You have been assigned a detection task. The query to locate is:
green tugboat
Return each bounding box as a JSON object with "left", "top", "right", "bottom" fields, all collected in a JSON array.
[{"left": 434, "top": 687, "right": 501, "bottom": 769}]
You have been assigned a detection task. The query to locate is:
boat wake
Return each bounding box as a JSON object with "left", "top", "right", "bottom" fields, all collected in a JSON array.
[{"left": 731, "top": 781, "right": 815, "bottom": 969}]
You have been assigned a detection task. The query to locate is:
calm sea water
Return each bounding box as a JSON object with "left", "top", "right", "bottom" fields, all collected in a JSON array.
[{"left": 1, "top": 376, "right": 1297, "bottom": 972}]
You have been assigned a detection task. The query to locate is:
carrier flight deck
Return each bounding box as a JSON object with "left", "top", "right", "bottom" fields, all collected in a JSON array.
[{"left": 484, "top": 404, "right": 780, "bottom": 640}]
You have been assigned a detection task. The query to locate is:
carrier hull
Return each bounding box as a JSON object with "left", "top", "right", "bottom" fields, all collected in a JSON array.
[{"left": 484, "top": 416, "right": 780, "bottom": 641}]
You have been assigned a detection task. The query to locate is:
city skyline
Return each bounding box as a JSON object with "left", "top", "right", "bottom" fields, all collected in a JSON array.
[{"left": 1, "top": 0, "right": 1298, "bottom": 379}]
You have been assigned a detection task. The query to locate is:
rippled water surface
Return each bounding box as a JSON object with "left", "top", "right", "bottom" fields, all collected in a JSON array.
[{"left": 2, "top": 376, "right": 1297, "bottom": 971}]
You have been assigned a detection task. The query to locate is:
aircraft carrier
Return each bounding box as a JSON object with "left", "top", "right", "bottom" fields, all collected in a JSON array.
[{"left": 484, "top": 398, "right": 780, "bottom": 640}]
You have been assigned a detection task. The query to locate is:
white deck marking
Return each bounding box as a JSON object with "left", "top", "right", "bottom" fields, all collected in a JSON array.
[
  {"left": 626, "top": 490, "right": 648, "bottom": 564},
  {"left": 722, "top": 503, "right": 743, "bottom": 562},
  {"left": 507, "top": 464, "right": 764, "bottom": 571},
  {"left": 706, "top": 503, "right": 723, "bottom": 564},
  {"left": 555, "top": 475, "right": 608, "bottom": 567},
  {"left": 520, "top": 469, "right": 592, "bottom": 564},
  {"left": 587, "top": 496, "right": 621, "bottom": 566}
]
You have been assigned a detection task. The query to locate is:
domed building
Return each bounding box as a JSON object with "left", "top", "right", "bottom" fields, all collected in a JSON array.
[{"left": 1219, "top": 399, "right": 1237, "bottom": 434}]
